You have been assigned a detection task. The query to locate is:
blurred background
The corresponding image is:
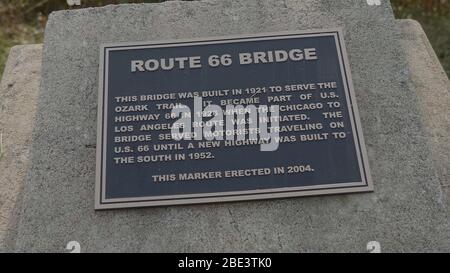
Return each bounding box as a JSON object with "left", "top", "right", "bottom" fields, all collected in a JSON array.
[{"left": 0, "top": 0, "right": 449, "bottom": 78}]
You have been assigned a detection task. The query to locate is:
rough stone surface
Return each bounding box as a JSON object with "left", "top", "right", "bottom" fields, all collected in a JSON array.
[
  {"left": 1, "top": 1, "right": 449, "bottom": 252},
  {"left": 0, "top": 45, "right": 42, "bottom": 250}
]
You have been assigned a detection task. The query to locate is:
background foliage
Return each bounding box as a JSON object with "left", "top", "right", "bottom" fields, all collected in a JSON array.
[{"left": 0, "top": 0, "right": 449, "bottom": 77}]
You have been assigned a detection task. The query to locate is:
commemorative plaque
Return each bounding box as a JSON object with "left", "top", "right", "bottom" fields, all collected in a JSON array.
[{"left": 95, "top": 29, "right": 373, "bottom": 209}]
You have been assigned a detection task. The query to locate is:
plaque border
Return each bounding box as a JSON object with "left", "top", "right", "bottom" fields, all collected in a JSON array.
[{"left": 95, "top": 28, "right": 374, "bottom": 210}]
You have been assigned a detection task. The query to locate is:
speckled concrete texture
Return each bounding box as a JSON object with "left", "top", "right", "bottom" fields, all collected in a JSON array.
[
  {"left": 1, "top": 1, "right": 449, "bottom": 252},
  {"left": 0, "top": 45, "right": 42, "bottom": 251}
]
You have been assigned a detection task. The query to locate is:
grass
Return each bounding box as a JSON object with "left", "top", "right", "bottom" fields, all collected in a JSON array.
[
  {"left": 392, "top": 0, "right": 450, "bottom": 75},
  {"left": 0, "top": 1, "right": 449, "bottom": 78}
]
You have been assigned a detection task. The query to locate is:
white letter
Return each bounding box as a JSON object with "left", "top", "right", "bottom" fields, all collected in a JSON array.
[
  {"left": 190, "top": 56, "right": 202, "bottom": 69},
  {"left": 131, "top": 60, "right": 144, "bottom": 72},
  {"left": 289, "top": 49, "right": 304, "bottom": 61},
  {"left": 274, "top": 50, "right": 288, "bottom": 62},
  {"left": 304, "top": 48, "right": 318, "bottom": 60},
  {"left": 175, "top": 57, "right": 189, "bottom": 69},
  {"left": 203, "top": 105, "right": 224, "bottom": 141}
]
